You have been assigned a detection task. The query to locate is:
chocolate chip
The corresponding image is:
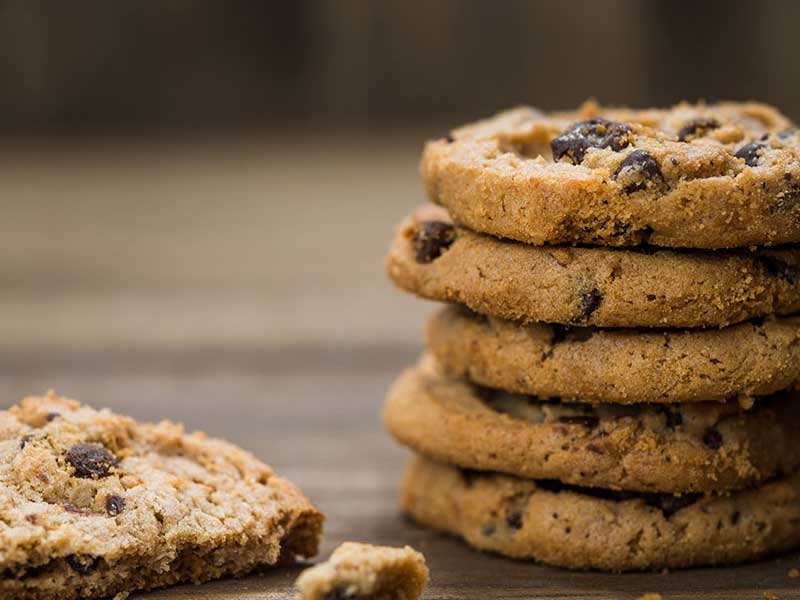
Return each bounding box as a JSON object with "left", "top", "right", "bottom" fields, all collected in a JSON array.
[
  {"left": 558, "top": 415, "right": 600, "bottom": 428},
  {"left": 648, "top": 493, "right": 701, "bottom": 518},
  {"left": 411, "top": 221, "right": 456, "bottom": 264},
  {"left": 575, "top": 288, "right": 602, "bottom": 323},
  {"left": 677, "top": 118, "right": 720, "bottom": 142},
  {"left": 551, "top": 118, "right": 633, "bottom": 164},
  {"left": 104, "top": 494, "right": 125, "bottom": 517},
  {"left": 25, "top": 514, "right": 38, "bottom": 524},
  {"left": 614, "top": 149, "right": 664, "bottom": 194},
  {"left": 63, "top": 503, "right": 89, "bottom": 515},
  {"left": 45, "top": 412, "right": 60, "bottom": 422},
  {"left": 65, "top": 444, "right": 118, "bottom": 479},
  {"left": 703, "top": 428, "right": 723, "bottom": 450},
  {"left": 505, "top": 511, "right": 524, "bottom": 530},
  {"left": 758, "top": 255, "right": 798, "bottom": 284},
  {"left": 658, "top": 406, "right": 683, "bottom": 429},
  {"left": 19, "top": 434, "right": 33, "bottom": 449},
  {"left": 731, "top": 510, "right": 741, "bottom": 525},
  {"left": 586, "top": 443, "right": 604, "bottom": 454},
  {"left": 65, "top": 554, "right": 98, "bottom": 575},
  {"left": 735, "top": 142, "right": 765, "bottom": 167}
]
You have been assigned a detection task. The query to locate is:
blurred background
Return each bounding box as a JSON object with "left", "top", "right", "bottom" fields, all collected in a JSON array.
[{"left": 0, "top": 0, "right": 798, "bottom": 416}]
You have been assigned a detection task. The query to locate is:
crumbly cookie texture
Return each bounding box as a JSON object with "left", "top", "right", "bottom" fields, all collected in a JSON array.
[
  {"left": 428, "top": 305, "right": 800, "bottom": 404},
  {"left": 401, "top": 456, "right": 800, "bottom": 571},
  {"left": 384, "top": 357, "right": 800, "bottom": 493},
  {"left": 295, "top": 542, "right": 428, "bottom": 600},
  {"left": 0, "top": 392, "right": 323, "bottom": 600},
  {"left": 422, "top": 101, "right": 800, "bottom": 249},
  {"left": 386, "top": 207, "right": 800, "bottom": 328}
]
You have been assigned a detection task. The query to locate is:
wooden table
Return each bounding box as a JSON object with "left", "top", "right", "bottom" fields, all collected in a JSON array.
[{"left": 1, "top": 139, "right": 798, "bottom": 598}]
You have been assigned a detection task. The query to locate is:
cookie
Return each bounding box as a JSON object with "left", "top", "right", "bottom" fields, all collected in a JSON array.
[
  {"left": 386, "top": 207, "right": 800, "bottom": 328},
  {"left": 401, "top": 456, "right": 800, "bottom": 571},
  {"left": 0, "top": 392, "right": 323, "bottom": 600},
  {"left": 421, "top": 101, "right": 800, "bottom": 249},
  {"left": 427, "top": 305, "right": 800, "bottom": 404},
  {"left": 383, "top": 357, "right": 800, "bottom": 492},
  {"left": 295, "top": 542, "right": 428, "bottom": 600}
]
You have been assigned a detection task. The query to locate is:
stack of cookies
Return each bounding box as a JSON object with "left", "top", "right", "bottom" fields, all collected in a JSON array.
[{"left": 384, "top": 101, "right": 800, "bottom": 571}]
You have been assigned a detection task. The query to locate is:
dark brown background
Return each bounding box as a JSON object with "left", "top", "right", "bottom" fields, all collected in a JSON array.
[{"left": 1, "top": 2, "right": 800, "bottom": 598}]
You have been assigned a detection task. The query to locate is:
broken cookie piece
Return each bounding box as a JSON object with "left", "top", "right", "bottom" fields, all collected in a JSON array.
[
  {"left": 296, "top": 542, "right": 428, "bottom": 600},
  {"left": 0, "top": 391, "right": 323, "bottom": 600}
]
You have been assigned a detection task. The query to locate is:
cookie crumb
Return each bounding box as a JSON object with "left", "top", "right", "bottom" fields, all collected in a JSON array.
[
  {"left": 637, "top": 594, "right": 662, "bottom": 600},
  {"left": 112, "top": 593, "right": 130, "bottom": 600},
  {"left": 296, "top": 542, "right": 428, "bottom": 600},
  {"left": 764, "top": 592, "right": 780, "bottom": 600}
]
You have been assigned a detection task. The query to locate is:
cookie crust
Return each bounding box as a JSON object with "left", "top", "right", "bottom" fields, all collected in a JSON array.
[
  {"left": 0, "top": 392, "right": 323, "bottom": 600},
  {"left": 401, "top": 456, "right": 800, "bottom": 571},
  {"left": 384, "top": 358, "right": 800, "bottom": 492},
  {"left": 386, "top": 208, "right": 800, "bottom": 328},
  {"left": 422, "top": 102, "right": 800, "bottom": 249},
  {"left": 427, "top": 305, "right": 800, "bottom": 404}
]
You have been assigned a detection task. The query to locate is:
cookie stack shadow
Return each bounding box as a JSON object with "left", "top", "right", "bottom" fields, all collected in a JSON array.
[{"left": 383, "top": 101, "right": 800, "bottom": 571}]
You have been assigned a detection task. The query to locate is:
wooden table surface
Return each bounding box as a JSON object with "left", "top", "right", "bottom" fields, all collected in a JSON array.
[{"left": 1, "top": 138, "right": 798, "bottom": 599}]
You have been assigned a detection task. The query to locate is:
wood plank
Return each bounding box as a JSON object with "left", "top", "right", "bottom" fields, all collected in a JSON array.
[{"left": 2, "top": 348, "right": 798, "bottom": 598}]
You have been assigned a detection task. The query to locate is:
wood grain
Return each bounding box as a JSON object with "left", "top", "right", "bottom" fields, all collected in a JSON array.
[
  {"left": 0, "top": 141, "right": 798, "bottom": 598},
  {"left": 2, "top": 347, "right": 799, "bottom": 599}
]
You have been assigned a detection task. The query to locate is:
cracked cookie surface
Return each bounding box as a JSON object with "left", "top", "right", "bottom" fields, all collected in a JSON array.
[
  {"left": 383, "top": 357, "right": 800, "bottom": 492},
  {"left": 386, "top": 207, "right": 800, "bottom": 328},
  {"left": 422, "top": 101, "right": 800, "bottom": 248},
  {"left": 427, "top": 305, "right": 800, "bottom": 404},
  {"left": 401, "top": 456, "right": 800, "bottom": 571},
  {"left": 295, "top": 542, "right": 428, "bottom": 600},
  {"left": 0, "top": 392, "right": 323, "bottom": 600}
]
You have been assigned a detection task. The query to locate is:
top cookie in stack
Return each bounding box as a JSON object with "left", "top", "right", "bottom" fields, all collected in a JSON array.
[{"left": 383, "top": 101, "right": 800, "bottom": 571}]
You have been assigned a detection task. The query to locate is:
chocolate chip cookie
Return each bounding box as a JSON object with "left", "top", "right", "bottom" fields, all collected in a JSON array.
[
  {"left": 386, "top": 207, "right": 800, "bottom": 328},
  {"left": 0, "top": 392, "right": 323, "bottom": 600},
  {"left": 427, "top": 305, "right": 800, "bottom": 404},
  {"left": 296, "top": 542, "right": 428, "bottom": 600},
  {"left": 401, "top": 456, "right": 800, "bottom": 571},
  {"left": 422, "top": 101, "right": 800, "bottom": 248},
  {"left": 384, "top": 357, "right": 800, "bottom": 492}
]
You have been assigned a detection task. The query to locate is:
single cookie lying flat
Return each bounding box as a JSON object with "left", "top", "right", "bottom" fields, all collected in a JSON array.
[
  {"left": 427, "top": 305, "right": 800, "bottom": 404},
  {"left": 402, "top": 456, "right": 800, "bottom": 571},
  {"left": 296, "top": 542, "right": 428, "bottom": 600},
  {"left": 422, "top": 101, "right": 800, "bottom": 249},
  {"left": 386, "top": 207, "right": 800, "bottom": 328},
  {"left": 0, "top": 392, "right": 323, "bottom": 600},
  {"left": 384, "top": 358, "right": 800, "bottom": 492}
]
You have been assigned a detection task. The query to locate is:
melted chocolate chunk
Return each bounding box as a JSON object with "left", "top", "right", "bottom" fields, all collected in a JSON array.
[
  {"left": 19, "top": 434, "right": 33, "bottom": 449},
  {"left": 558, "top": 415, "right": 600, "bottom": 428},
  {"left": 105, "top": 494, "right": 125, "bottom": 516},
  {"left": 703, "top": 428, "right": 723, "bottom": 450},
  {"left": 735, "top": 142, "right": 765, "bottom": 167},
  {"left": 66, "top": 444, "right": 118, "bottom": 479},
  {"left": 65, "top": 554, "right": 98, "bottom": 575},
  {"left": 614, "top": 149, "right": 664, "bottom": 193},
  {"left": 658, "top": 406, "right": 683, "bottom": 429},
  {"left": 677, "top": 118, "right": 720, "bottom": 142},
  {"left": 505, "top": 511, "right": 524, "bottom": 530},
  {"left": 551, "top": 118, "right": 633, "bottom": 164},
  {"left": 758, "top": 255, "right": 798, "bottom": 284},
  {"left": 412, "top": 221, "right": 456, "bottom": 264},
  {"left": 576, "top": 288, "right": 603, "bottom": 323}
]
